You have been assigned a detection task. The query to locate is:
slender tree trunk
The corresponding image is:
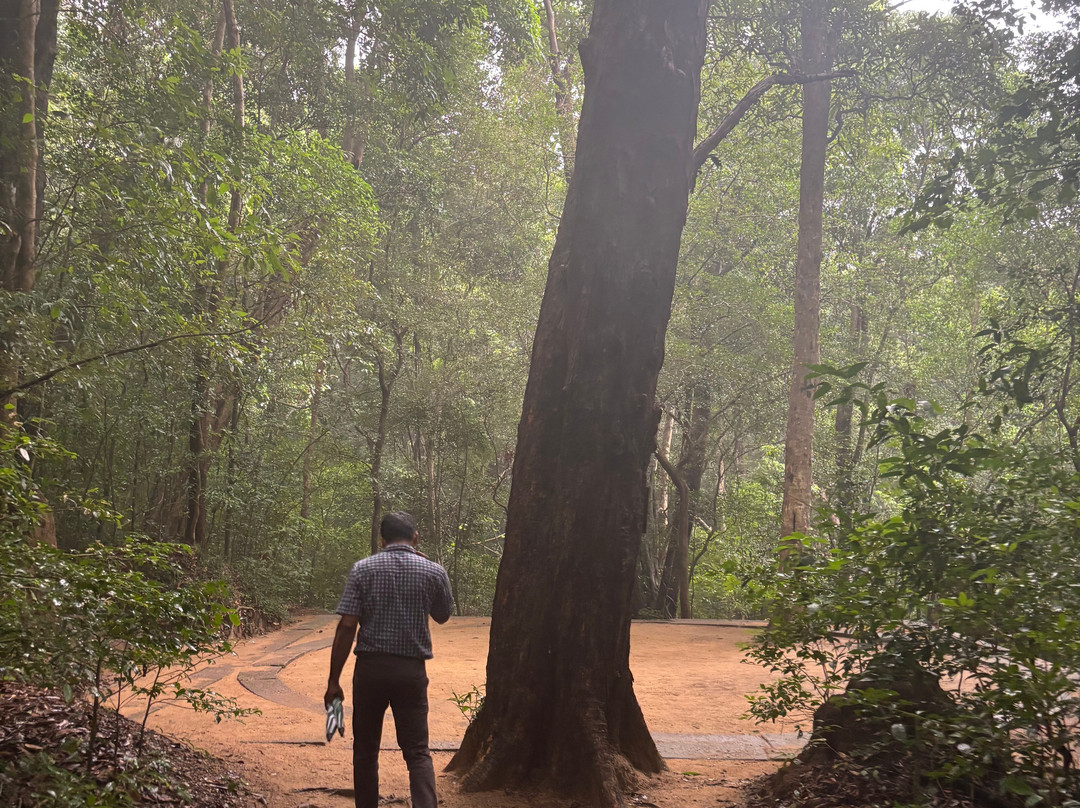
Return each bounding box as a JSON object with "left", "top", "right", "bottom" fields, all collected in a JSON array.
[
  {"left": 656, "top": 411, "right": 674, "bottom": 524},
  {"left": 341, "top": 13, "right": 363, "bottom": 168},
  {"left": 0, "top": 0, "right": 38, "bottom": 294},
  {"left": 368, "top": 327, "right": 405, "bottom": 555},
  {"left": 369, "top": 393, "right": 387, "bottom": 554},
  {"left": 451, "top": 433, "right": 468, "bottom": 614},
  {"left": 222, "top": 396, "right": 241, "bottom": 560},
  {"left": 541, "top": 0, "right": 576, "bottom": 182},
  {"left": 652, "top": 411, "right": 680, "bottom": 616},
  {"left": 300, "top": 361, "right": 323, "bottom": 522},
  {"left": 184, "top": 8, "right": 227, "bottom": 546},
  {"left": 654, "top": 449, "right": 690, "bottom": 619},
  {"left": 680, "top": 385, "right": 710, "bottom": 617},
  {"left": 654, "top": 386, "right": 709, "bottom": 618},
  {"left": 1, "top": 0, "right": 45, "bottom": 417},
  {"left": 715, "top": 451, "right": 727, "bottom": 533},
  {"left": 834, "top": 302, "right": 866, "bottom": 515},
  {"left": 1, "top": 0, "right": 57, "bottom": 545},
  {"left": 639, "top": 409, "right": 674, "bottom": 603},
  {"left": 33, "top": 0, "right": 57, "bottom": 232},
  {"left": 187, "top": 0, "right": 244, "bottom": 548},
  {"left": 780, "top": 0, "right": 832, "bottom": 543},
  {"left": 447, "top": 3, "right": 707, "bottom": 803},
  {"left": 424, "top": 432, "right": 440, "bottom": 559}
]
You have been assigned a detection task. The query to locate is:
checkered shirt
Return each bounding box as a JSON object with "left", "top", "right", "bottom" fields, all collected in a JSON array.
[{"left": 335, "top": 544, "right": 453, "bottom": 659}]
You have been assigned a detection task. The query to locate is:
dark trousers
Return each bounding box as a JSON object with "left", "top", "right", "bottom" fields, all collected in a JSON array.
[{"left": 351, "top": 653, "right": 436, "bottom": 808}]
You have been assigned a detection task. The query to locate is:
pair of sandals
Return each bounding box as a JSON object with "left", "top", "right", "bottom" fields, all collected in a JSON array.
[{"left": 326, "top": 697, "right": 345, "bottom": 742}]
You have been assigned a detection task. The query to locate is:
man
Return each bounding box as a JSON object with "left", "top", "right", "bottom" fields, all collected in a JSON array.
[{"left": 325, "top": 511, "right": 453, "bottom": 808}]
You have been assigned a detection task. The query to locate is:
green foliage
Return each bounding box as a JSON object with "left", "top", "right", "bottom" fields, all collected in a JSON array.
[
  {"left": 904, "top": 4, "right": 1079, "bottom": 227},
  {"left": 449, "top": 683, "right": 485, "bottom": 724},
  {"left": 0, "top": 431, "right": 250, "bottom": 763},
  {"left": 1, "top": 747, "right": 142, "bottom": 808},
  {"left": 748, "top": 363, "right": 1080, "bottom": 802},
  {"left": 12, "top": 0, "right": 552, "bottom": 620},
  {"left": 691, "top": 467, "right": 783, "bottom": 619}
]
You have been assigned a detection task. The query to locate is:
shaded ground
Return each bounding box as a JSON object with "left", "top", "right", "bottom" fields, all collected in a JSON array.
[
  {"left": 122, "top": 613, "right": 806, "bottom": 807},
  {"left": 0, "top": 683, "right": 255, "bottom": 807}
]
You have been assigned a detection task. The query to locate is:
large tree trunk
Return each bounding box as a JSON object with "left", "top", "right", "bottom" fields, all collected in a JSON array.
[
  {"left": 779, "top": 0, "right": 832, "bottom": 542},
  {"left": 446, "top": 2, "right": 707, "bottom": 805}
]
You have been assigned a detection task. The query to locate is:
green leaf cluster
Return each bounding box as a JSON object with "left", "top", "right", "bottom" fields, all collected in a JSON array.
[
  {"left": 0, "top": 431, "right": 251, "bottom": 772},
  {"left": 749, "top": 361, "right": 1080, "bottom": 802}
]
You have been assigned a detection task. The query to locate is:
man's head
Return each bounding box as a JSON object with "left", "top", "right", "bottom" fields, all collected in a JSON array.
[{"left": 380, "top": 511, "right": 418, "bottom": 546}]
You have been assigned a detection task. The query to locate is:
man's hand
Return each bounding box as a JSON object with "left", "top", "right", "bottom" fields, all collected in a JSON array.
[
  {"left": 325, "top": 615, "right": 358, "bottom": 708},
  {"left": 325, "top": 681, "right": 344, "bottom": 708}
]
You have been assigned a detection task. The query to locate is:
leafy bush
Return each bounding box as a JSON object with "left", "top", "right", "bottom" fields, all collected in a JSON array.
[
  {"left": 0, "top": 429, "right": 249, "bottom": 769},
  {"left": 747, "top": 366, "right": 1080, "bottom": 804}
]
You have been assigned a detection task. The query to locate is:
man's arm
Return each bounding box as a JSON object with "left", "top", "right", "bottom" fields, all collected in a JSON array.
[
  {"left": 430, "top": 568, "right": 453, "bottom": 624},
  {"left": 324, "top": 615, "right": 359, "bottom": 707}
]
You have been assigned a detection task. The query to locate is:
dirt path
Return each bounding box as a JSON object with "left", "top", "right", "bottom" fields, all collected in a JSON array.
[{"left": 125, "top": 614, "right": 803, "bottom": 807}]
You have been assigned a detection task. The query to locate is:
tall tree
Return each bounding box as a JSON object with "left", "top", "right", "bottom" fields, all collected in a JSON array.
[
  {"left": 1, "top": 0, "right": 57, "bottom": 417},
  {"left": 654, "top": 384, "right": 710, "bottom": 618},
  {"left": 185, "top": 0, "right": 245, "bottom": 548},
  {"left": 446, "top": 1, "right": 708, "bottom": 804},
  {"left": 779, "top": 0, "right": 833, "bottom": 540},
  {"left": 541, "top": 0, "right": 577, "bottom": 181}
]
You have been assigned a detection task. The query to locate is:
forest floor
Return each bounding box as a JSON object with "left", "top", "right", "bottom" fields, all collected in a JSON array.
[{"left": 122, "top": 612, "right": 807, "bottom": 808}]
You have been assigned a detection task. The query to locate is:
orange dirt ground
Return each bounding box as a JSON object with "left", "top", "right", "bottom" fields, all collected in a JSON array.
[{"left": 124, "top": 613, "right": 806, "bottom": 808}]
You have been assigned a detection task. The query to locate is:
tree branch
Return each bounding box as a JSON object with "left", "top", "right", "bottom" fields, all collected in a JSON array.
[
  {"left": 692, "top": 70, "right": 856, "bottom": 173},
  {"left": 2, "top": 315, "right": 276, "bottom": 399}
]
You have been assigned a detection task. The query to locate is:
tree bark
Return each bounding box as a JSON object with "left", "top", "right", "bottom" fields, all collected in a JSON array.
[
  {"left": 780, "top": 0, "right": 832, "bottom": 543},
  {"left": 1, "top": 0, "right": 57, "bottom": 544},
  {"left": 640, "top": 410, "right": 674, "bottom": 606},
  {"left": 186, "top": 0, "right": 244, "bottom": 549},
  {"left": 183, "top": 6, "right": 228, "bottom": 547},
  {"left": 446, "top": 2, "right": 707, "bottom": 804},
  {"left": 1, "top": 0, "right": 46, "bottom": 416},
  {"left": 541, "top": 0, "right": 576, "bottom": 182},
  {"left": 654, "top": 385, "right": 709, "bottom": 618},
  {"left": 32, "top": 0, "right": 57, "bottom": 236},
  {"left": 656, "top": 410, "right": 674, "bottom": 524},
  {"left": 341, "top": 11, "right": 363, "bottom": 168},
  {"left": 368, "top": 326, "right": 406, "bottom": 555},
  {"left": 654, "top": 448, "right": 690, "bottom": 619},
  {"left": 222, "top": 396, "right": 241, "bottom": 560},
  {"left": 834, "top": 302, "right": 866, "bottom": 515},
  {"left": 300, "top": 361, "right": 323, "bottom": 522},
  {"left": 421, "top": 432, "right": 436, "bottom": 552},
  {"left": 0, "top": 0, "right": 38, "bottom": 294}
]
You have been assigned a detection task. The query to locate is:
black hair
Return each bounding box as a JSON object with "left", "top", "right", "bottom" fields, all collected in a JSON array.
[{"left": 380, "top": 511, "right": 417, "bottom": 543}]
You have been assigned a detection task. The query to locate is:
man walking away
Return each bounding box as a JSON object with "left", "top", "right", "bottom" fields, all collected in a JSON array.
[{"left": 325, "top": 511, "right": 453, "bottom": 808}]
